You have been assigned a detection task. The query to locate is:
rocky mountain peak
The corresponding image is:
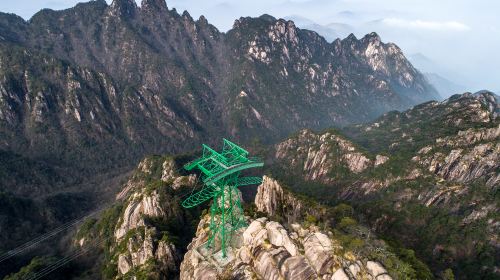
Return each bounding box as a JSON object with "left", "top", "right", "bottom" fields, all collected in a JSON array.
[
  {"left": 258, "top": 14, "right": 277, "bottom": 22},
  {"left": 439, "top": 91, "right": 499, "bottom": 121},
  {"left": 88, "top": 0, "right": 107, "bottom": 7},
  {"left": 344, "top": 33, "right": 358, "bottom": 42},
  {"left": 141, "top": 0, "right": 168, "bottom": 13},
  {"left": 362, "top": 32, "right": 382, "bottom": 42},
  {"left": 471, "top": 90, "right": 500, "bottom": 117},
  {"left": 274, "top": 129, "right": 382, "bottom": 183},
  {"left": 197, "top": 15, "right": 208, "bottom": 25},
  {"left": 108, "top": 0, "right": 137, "bottom": 17},
  {"left": 181, "top": 10, "right": 193, "bottom": 21},
  {"left": 181, "top": 215, "right": 395, "bottom": 280},
  {"left": 232, "top": 14, "right": 294, "bottom": 34}
]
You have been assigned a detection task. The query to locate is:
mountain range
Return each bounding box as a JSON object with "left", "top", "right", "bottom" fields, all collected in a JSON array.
[
  {"left": 14, "top": 90, "right": 494, "bottom": 280},
  {"left": 1, "top": 0, "right": 496, "bottom": 280},
  {"left": 0, "top": 0, "right": 437, "bottom": 253},
  {"left": 280, "top": 19, "right": 470, "bottom": 99},
  {"left": 270, "top": 91, "right": 499, "bottom": 279}
]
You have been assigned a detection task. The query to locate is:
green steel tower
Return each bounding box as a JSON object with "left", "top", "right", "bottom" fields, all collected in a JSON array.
[{"left": 182, "top": 139, "right": 263, "bottom": 257}]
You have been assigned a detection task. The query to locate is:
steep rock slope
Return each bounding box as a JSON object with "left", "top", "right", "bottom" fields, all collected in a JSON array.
[
  {"left": 413, "top": 124, "right": 499, "bottom": 187},
  {"left": 0, "top": 1, "right": 438, "bottom": 260},
  {"left": 73, "top": 155, "right": 201, "bottom": 279},
  {"left": 254, "top": 175, "right": 307, "bottom": 219},
  {"left": 0, "top": 0, "right": 438, "bottom": 168},
  {"left": 275, "top": 130, "right": 377, "bottom": 182},
  {"left": 0, "top": 0, "right": 440, "bottom": 277},
  {"left": 0, "top": 42, "right": 201, "bottom": 172},
  {"left": 268, "top": 92, "right": 500, "bottom": 279}
]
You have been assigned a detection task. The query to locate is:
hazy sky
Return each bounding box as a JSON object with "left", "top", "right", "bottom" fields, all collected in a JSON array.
[{"left": 1, "top": 0, "right": 499, "bottom": 93}]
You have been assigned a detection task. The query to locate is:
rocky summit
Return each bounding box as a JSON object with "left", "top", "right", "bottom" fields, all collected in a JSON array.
[{"left": 181, "top": 217, "right": 393, "bottom": 280}]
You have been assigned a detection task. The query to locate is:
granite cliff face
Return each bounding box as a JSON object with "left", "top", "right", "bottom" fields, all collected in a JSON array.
[
  {"left": 255, "top": 176, "right": 305, "bottom": 218},
  {"left": 275, "top": 130, "right": 375, "bottom": 182},
  {"left": 269, "top": 92, "right": 500, "bottom": 279},
  {"left": 413, "top": 124, "right": 500, "bottom": 188},
  {"left": 115, "top": 226, "right": 179, "bottom": 277},
  {"left": 0, "top": 0, "right": 437, "bottom": 170},
  {"left": 74, "top": 156, "right": 201, "bottom": 279}
]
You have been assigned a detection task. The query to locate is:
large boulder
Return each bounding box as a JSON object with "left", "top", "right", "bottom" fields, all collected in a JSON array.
[
  {"left": 180, "top": 217, "right": 394, "bottom": 280},
  {"left": 303, "top": 232, "right": 335, "bottom": 275}
]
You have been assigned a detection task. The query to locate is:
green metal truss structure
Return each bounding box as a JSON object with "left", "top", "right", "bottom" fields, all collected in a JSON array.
[{"left": 182, "top": 139, "right": 263, "bottom": 257}]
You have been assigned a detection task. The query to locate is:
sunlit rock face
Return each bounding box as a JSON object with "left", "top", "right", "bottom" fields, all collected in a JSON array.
[
  {"left": 0, "top": 1, "right": 437, "bottom": 173},
  {"left": 75, "top": 156, "right": 197, "bottom": 279},
  {"left": 180, "top": 216, "right": 393, "bottom": 280},
  {"left": 268, "top": 91, "right": 500, "bottom": 278}
]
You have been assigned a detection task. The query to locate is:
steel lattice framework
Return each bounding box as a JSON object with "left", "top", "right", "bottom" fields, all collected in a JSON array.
[{"left": 182, "top": 139, "right": 263, "bottom": 257}]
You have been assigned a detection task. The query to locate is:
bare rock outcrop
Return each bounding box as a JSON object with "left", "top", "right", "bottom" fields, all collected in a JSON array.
[
  {"left": 255, "top": 176, "right": 304, "bottom": 219},
  {"left": 180, "top": 216, "right": 393, "bottom": 280},
  {"left": 414, "top": 124, "right": 500, "bottom": 188},
  {"left": 275, "top": 130, "right": 374, "bottom": 183},
  {"left": 374, "top": 155, "right": 389, "bottom": 166},
  {"left": 161, "top": 159, "right": 197, "bottom": 189},
  {"left": 117, "top": 227, "right": 180, "bottom": 276},
  {"left": 115, "top": 190, "right": 166, "bottom": 240},
  {"left": 109, "top": 156, "right": 197, "bottom": 278}
]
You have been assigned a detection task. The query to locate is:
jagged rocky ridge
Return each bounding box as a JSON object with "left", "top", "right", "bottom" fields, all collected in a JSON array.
[
  {"left": 268, "top": 92, "right": 500, "bottom": 279},
  {"left": 0, "top": 0, "right": 439, "bottom": 263},
  {"left": 0, "top": 0, "right": 438, "bottom": 171}
]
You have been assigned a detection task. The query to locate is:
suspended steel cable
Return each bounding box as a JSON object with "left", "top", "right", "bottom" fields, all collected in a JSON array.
[
  {"left": 25, "top": 238, "right": 105, "bottom": 280},
  {"left": 0, "top": 210, "right": 101, "bottom": 263},
  {"left": 3, "top": 159, "right": 198, "bottom": 278}
]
